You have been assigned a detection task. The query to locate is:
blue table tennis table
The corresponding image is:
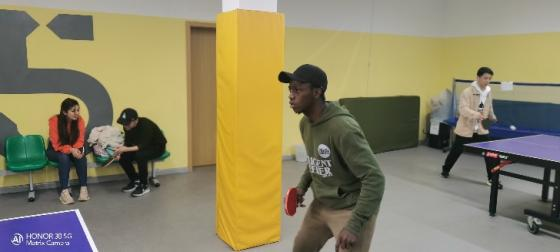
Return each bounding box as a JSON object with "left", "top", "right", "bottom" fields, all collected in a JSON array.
[{"left": 465, "top": 134, "right": 560, "bottom": 234}]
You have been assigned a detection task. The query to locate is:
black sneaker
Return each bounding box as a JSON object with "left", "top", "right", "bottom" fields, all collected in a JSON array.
[
  {"left": 122, "top": 181, "right": 139, "bottom": 193},
  {"left": 441, "top": 171, "right": 449, "bottom": 178},
  {"left": 131, "top": 184, "right": 150, "bottom": 197}
]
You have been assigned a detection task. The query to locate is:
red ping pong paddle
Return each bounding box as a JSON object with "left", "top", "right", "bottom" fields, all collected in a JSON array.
[
  {"left": 491, "top": 160, "right": 512, "bottom": 173},
  {"left": 284, "top": 188, "right": 299, "bottom": 216}
]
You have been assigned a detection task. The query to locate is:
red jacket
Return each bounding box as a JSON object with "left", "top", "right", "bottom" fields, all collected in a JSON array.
[{"left": 48, "top": 115, "right": 86, "bottom": 154}]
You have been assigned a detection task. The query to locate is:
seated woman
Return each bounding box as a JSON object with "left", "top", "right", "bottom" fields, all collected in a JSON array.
[{"left": 47, "top": 98, "right": 89, "bottom": 204}]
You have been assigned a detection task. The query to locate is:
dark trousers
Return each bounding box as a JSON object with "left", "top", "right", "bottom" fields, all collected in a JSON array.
[
  {"left": 46, "top": 149, "right": 88, "bottom": 189},
  {"left": 119, "top": 146, "right": 165, "bottom": 185},
  {"left": 443, "top": 133, "right": 499, "bottom": 180}
]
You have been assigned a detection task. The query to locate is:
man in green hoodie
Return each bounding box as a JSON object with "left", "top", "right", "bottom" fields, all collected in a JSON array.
[{"left": 279, "top": 64, "right": 385, "bottom": 252}]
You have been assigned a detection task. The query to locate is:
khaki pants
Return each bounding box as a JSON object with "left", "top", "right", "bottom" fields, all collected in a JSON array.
[{"left": 293, "top": 200, "right": 377, "bottom": 252}]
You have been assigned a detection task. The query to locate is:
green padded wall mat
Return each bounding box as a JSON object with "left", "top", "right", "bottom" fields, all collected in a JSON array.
[{"left": 339, "top": 96, "right": 419, "bottom": 153}]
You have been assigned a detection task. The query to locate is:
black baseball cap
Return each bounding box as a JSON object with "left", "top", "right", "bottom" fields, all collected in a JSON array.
[
  {"left": 117, "top": 108, "right": 138, "bottom": 125},
  {"left": 278, "top": 64, "right": 328, "bottom": 92}
]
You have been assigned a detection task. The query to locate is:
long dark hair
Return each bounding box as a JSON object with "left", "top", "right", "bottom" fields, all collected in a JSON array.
[{"left": 57, "top": 98, "right": 80, "bottom": 145}]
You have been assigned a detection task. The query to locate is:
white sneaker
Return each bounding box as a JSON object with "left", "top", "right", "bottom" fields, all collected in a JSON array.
[
  {"left": 59, "top": 189, "right": 75, "bottom": 205},
  {"left": 79, "top": 186, "right": 90, "bottom": 202}
]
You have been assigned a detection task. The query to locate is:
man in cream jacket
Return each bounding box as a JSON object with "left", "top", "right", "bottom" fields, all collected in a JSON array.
[{"left": 441, "top": 67, "right": 502, "bottom": 188}]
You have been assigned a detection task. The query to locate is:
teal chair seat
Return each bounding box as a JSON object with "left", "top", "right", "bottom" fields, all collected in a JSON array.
[
  {"left": 5, "top": 135, "right": 48, "bottom": 172},
  {"left": 6, "top": 159, "right": 47, "bottom": 171},
  {"left": 157, "top": 151, "right": 170, "bottom": 161},
  {"left": 94, "top": 155, "right": 112, "bottom": 164},
  {"left": 48, "top": 160, "right": 59, "bottom": 168}
]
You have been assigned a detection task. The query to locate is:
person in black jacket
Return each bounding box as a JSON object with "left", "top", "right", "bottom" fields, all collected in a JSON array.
[{"left": 115, "top": 108, "right": 167, "bottom": 197}]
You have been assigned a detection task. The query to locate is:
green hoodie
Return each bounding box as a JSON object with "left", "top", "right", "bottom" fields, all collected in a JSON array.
[{"left": 296, "top": 102, "right": 385, "bottom": 236}]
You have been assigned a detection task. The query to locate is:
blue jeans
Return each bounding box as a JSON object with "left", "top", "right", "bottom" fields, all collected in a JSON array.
[{"left": 46, "top": 149, "right": 88, "bottom": 189}]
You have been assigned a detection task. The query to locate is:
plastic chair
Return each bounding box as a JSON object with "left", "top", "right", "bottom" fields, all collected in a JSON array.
[
  {"left": 5, "top": 135, "right": 48, "bottom": 201},
  {"left": 149, "top": 150, "right": 170, "bottom": 187}
]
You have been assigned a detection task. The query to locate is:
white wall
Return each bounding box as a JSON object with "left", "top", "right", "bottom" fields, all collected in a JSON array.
[
  {"left": 279, "top": 0, "right": 445, "bottom": 36},
  {"left": 2, "top": 0, "right": 560, "bottom": 37},
  {"left": 0, "top": 0, "right": 221, "bottom": 21},
  {"left": 279, "top": 0, "right": 374, "bottom": 34},
  {"left": 443, "top": 0, "right": 560, "bottom": 36},
  {"left": 371, "top": 0, "right": 445, "bottom": 36},
  {"left": 0, "top": 0, "right": 445, "bottom": 36}
]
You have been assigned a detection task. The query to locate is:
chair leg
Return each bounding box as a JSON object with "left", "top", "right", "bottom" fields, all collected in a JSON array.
[
  {"left": 149, "top": 161, "right": 160, "bottom": 187},
  {"left": 28, "top": 171, "right": 36, "bottom": 202}
]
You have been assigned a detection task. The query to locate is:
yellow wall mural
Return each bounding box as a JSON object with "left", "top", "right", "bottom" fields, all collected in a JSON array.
[{"left": 0, "top": 5, "right": 188, "bottom": 189}]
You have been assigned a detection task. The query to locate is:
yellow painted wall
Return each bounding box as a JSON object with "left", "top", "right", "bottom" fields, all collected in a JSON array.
[
  {"left": 443, "top": 33, "right": 560, "bottom": 84},
  {"left": 283, "top": 28, "right": 445, "bottom": 155},
  {"left": 0, "top": 5, "right": 187, "bottom": 188},
  {"left": 443, "top": 32, "right": 560, "bottom": 115},
  {"left": 283, "top": 30, "right": 560, "bottom": 155}
]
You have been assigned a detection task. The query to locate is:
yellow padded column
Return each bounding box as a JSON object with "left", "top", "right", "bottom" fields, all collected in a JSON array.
[{"left": 215, "top": 9, "right": 284, "bottom": 250}]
